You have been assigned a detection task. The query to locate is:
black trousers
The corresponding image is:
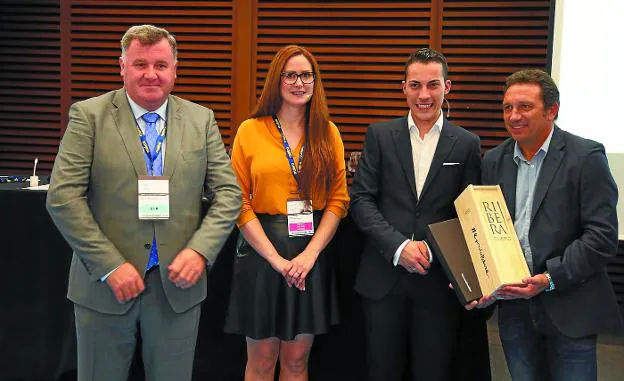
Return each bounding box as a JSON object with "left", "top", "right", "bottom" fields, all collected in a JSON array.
[{"left": 361, "top": 272, "right": 472, "bottom": 381}]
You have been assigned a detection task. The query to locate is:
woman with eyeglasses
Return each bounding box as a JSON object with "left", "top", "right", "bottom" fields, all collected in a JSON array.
[{"left": 224, "top": 45, "right": 349, "bottom": 380}]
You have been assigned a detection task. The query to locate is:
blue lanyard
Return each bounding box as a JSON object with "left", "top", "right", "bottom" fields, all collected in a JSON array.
[
  {"left": 135, "top": 119, "right": 167, "bottom": 167},
  {"left": 273, "top": 116, "right": 305, "bottom": 185}
]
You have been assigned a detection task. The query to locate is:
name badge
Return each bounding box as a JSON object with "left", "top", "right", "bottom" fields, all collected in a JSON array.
[
  {"left": 138, "top": 176, "right": 170, "bottom": 220},
  {"left": 286, "top": 199, "right": 314, "bottom": 237}
]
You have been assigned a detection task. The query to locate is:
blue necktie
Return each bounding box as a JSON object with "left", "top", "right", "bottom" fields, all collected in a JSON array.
[
  {"left": 141, "top": 112, "right": 162, "bottom": 176},
  {"left": 141, "top": 112, "right": 162, "bottom": 271}
]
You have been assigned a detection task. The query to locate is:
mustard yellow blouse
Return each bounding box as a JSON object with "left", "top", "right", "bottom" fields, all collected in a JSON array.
[{"left": 231, "top": 116, "right": 349, "bottom": 226}]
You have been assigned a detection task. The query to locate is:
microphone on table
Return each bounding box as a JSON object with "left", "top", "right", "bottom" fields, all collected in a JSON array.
[{"left": 29, "top": 157, "right": 39, "bottom": 187}]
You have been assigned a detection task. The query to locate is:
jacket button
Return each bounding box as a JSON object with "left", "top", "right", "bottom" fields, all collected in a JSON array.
[
  {"left": 415, "top": 212, "right": 421, "bottom": 217},
  {"left": 144, "top": 243, "right": 151, "bottom": 250}
]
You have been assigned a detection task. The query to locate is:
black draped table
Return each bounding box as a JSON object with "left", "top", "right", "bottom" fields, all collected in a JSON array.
[
  {"left": 0, "top": 182, "right": 369, "bottom": 381},
  {"left": 0, "top": 181, "right": 76, "bottom": 380}
]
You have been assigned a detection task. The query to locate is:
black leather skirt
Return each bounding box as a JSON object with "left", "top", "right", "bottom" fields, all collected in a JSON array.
[{"left": 224, "top": 211, "right": 339, "bottom": 340}]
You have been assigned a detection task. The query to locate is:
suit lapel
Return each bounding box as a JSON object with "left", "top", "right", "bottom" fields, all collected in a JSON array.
[
  {"left": 531, "top": 127, "right": 564, "bottom": 221},
  {"left": 391, "top": 117, "right": 418, "bottom": 203},
  {"left": 111, "top": 90, "right": 147, "bottom": 176},
  {"left": 419, "top": 119, "right": 457, "bottom": 201},
  {"left": 501, "top": 146, "right": 518, "bottom": 218},
  {"left": 164, "top": 95, "right": 182, "bottom": 177}
]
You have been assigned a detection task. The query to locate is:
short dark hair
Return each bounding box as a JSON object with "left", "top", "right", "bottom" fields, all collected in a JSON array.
[
  {"left": 504, "top": 69, "right": 560, "bottom": 117},
  {"left": 404, "top": 48, "right": 449, "bottom": 80}
]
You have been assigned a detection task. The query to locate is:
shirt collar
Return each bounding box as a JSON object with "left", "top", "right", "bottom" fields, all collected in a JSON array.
[
  {"left": 513, "top": 126, "right": 554, "bottom": 164},
  {"left": 126, "top": 93, "right": 168, "bottom": 122},
  {"left": 407, "top": 110, "right": 444, "bottom": 136}
]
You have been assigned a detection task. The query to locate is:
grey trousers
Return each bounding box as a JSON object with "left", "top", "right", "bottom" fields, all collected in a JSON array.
[{"left": 74, "top": 269, "right": 201, "bottom": 381}]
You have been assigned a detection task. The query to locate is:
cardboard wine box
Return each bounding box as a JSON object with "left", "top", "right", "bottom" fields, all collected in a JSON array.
[
  {"left": 426, "top": 218, "right": 483, "bottom": 304},
  {"left": 454, "top": 185, "right": 531, "bottom": 296}
]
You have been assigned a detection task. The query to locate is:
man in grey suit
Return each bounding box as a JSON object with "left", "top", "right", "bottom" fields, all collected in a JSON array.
[
  {"left": 46, "top": 24, "right": 241, "bottom": 381},
  {"left": 471, "top": 69, "right": 623, "bottom": 381}
]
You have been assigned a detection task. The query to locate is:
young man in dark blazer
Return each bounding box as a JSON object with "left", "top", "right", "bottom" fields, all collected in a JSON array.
[
  {"left": 472, "top": 69, "right": 623, "bottom": 381},
  {"left": 349, "top": 48, "right": 486, "bottom": 381}
]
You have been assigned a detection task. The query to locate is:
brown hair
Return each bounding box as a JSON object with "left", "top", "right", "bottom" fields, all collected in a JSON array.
[
  {"left": 404, "top": 48, "right": 449, "bottom": 81},
  {"left": 252, "top": 45, "right": 335, "bottom": 201},
  {"left": 504, "top": 69, "right": 560, "bottom": 118},
  {"left": 121, "top": 24, "right": 177, "bottom": 60}
]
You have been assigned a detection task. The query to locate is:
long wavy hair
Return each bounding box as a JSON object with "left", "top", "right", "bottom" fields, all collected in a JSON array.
[{"left": 251, "top": 45, "right": 335, "bottom": 201}]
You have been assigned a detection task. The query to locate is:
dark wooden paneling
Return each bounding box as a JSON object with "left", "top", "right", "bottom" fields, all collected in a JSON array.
[
  {"left": 610, "top": 242, "right": 624, "bottom": 309},
  {"left": 0, "top": 0, "right": 555, "bottom": 175},
  {"left": 256, "top": 0, "right": 432, "bottom": 171},
  {"left": 0, "top": 1, "right": 61, "bottom": 174},
  {"left": 70, "top": 0, "right": 234, "bottom": 144},
  {"left": 442, "top": 0, "right": 552, "bottom": 150}
]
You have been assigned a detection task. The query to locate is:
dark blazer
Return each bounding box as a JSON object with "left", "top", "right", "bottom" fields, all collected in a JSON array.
[
  {"left": 350, "top": 116, "right": 481, "bottom": 301},
  {"left": 47, "top": 89, "right": 242, "bottom": 315},
  {"left": 482, "top": 126, "right": 623, "bottom": 338}
]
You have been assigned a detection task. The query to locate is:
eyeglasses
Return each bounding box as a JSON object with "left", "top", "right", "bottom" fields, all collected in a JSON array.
[{"left": 281, "top": 71, "right": 315, "bottom": 85}]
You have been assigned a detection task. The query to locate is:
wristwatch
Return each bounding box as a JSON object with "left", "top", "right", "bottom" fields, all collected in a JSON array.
[{"left": 544, "top": 271, "right": 555, "bottom": 292}]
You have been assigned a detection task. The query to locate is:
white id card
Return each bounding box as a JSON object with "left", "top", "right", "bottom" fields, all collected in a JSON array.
[
  {"left": 138, "top": 176, "right": 170, "bottom": 220},
  {"left": 286, "top": 199, "right": 314, "bottom": 237}
]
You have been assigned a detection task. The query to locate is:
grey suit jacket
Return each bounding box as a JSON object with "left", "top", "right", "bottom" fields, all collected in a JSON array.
[
  {"left": 350, "top": 116, "right": 482, "bottom": 301},
  {"left": 483, "top": 126, "right": 623, "bottom": 337},
  {"left": 46, "top": 89, "right": 241, "bottom": 314}
]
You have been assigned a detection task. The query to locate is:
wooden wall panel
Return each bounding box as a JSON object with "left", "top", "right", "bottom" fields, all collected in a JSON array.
[
  {"left": 255, "top": 0, "right": 552, "bottom": 159},
  {"left": 256, "top": 0, "right": 433, "bottom": 162},
  {"left": 610, "top": 244, "right": 624, "bottom": 308},
  {"left": 442, "top": 0, "right": 552, "bottom": 150},
  {"left": 0, "top": 0, "right": 555, "bottom": 173},
  {"left": 0, "top": 0, "right": 61, "bottom": 174},
  {"left": 70, "top": 0, "right": 234, "bottom": 144}
]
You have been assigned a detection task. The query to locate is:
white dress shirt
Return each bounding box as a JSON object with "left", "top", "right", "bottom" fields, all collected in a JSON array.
[
  {"left": 101, "top": 94, "right": 169, "bottom": 281},
  {"left": 392, "top": 110, "right": 444, "bottom": 266},
  {"left": 127, "top": 95, "right": 168, "bottom": 164}
]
